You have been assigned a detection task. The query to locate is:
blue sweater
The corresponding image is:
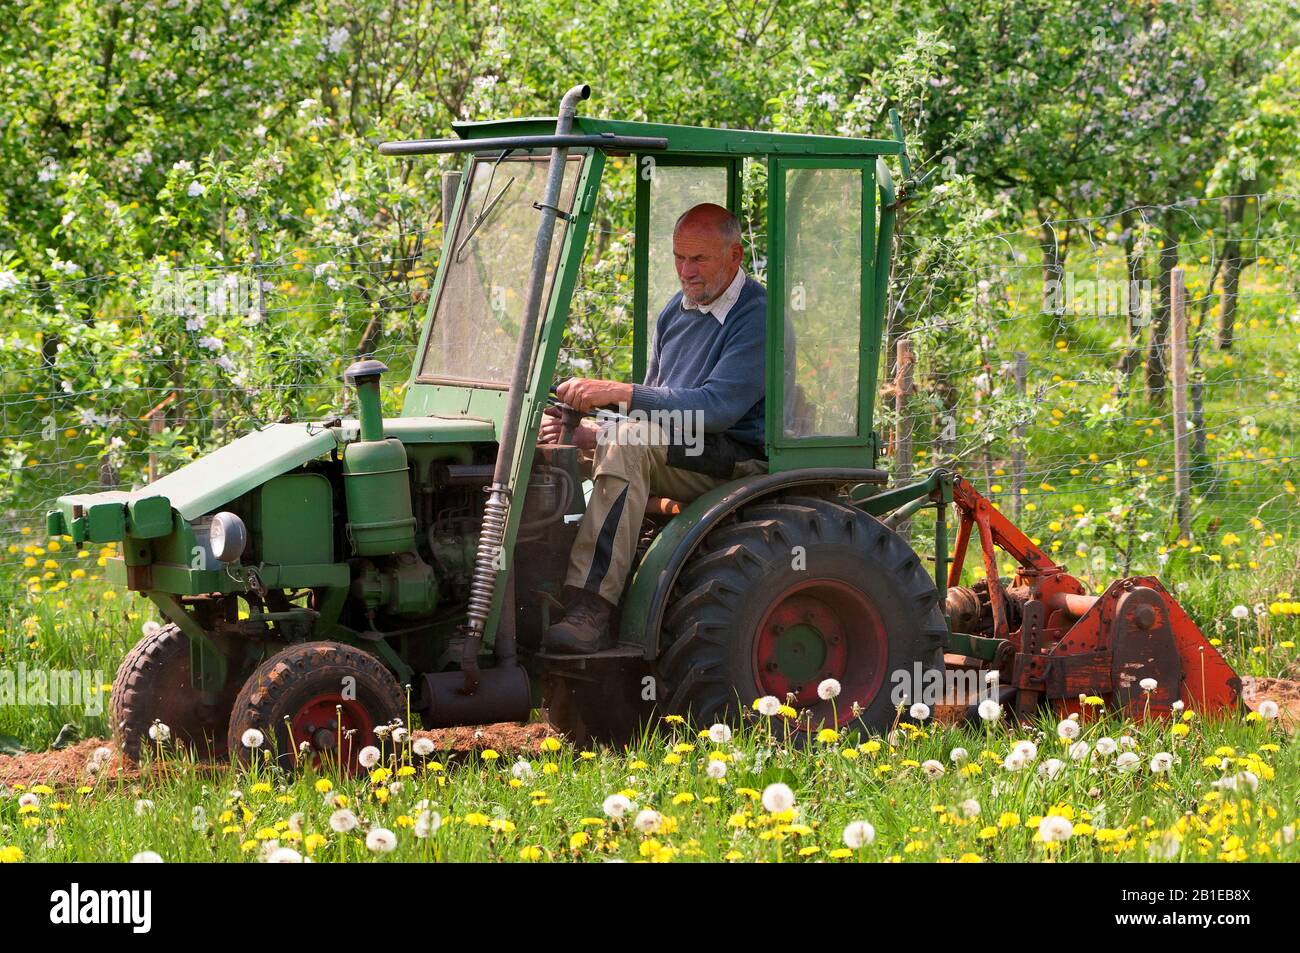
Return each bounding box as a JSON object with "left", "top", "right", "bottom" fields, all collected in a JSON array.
[{"left": 630, "top": 276, "right": 767, "bottom": 448}]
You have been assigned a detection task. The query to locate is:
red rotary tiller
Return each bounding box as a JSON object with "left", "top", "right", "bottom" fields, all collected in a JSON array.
[{"left": 934, "top": 474, "right": 1241, "bottom": 720}]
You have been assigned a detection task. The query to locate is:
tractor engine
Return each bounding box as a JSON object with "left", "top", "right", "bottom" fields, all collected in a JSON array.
[
  {"left": 342, "top": 361, "right": 439, "bottom": 622},
  {"left": 340, "top": 359, "right": 579, "bottom": 644}
]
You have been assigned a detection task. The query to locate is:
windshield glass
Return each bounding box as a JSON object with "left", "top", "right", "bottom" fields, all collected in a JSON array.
[{"left": 420, "top": 154, "right": 583, "bottom": 385}]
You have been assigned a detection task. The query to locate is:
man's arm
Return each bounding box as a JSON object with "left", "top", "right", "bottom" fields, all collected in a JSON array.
[
  {"left": 628, "top": 311, "right": 764, "bottom": 434},
  {"left": 555, "top": 297, "right": 668, "bottom": 412}
]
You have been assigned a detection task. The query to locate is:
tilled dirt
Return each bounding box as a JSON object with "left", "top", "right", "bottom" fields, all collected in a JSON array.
[
  {"left": 1241, "top": 675, "right": 1300, "bottom": 730},
  {"left": 0, "top": 722, "right": 558, "bottom": 790}
]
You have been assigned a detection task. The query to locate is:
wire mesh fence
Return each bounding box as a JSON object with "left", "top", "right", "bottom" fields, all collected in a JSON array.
[{"left": 3, "top": 192, "right": 1299, "bottom": 600}]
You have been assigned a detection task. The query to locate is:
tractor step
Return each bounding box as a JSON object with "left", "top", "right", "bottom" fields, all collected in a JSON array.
[{"left": 534, "top": 645, "right": 645, "bottom": 663}]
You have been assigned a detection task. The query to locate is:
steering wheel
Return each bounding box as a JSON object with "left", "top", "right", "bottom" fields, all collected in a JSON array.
[{"left": 546, "top": 386, "right": 589, "bottom": 445}]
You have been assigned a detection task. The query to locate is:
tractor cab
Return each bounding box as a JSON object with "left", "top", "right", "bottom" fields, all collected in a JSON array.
[{"left": 386, "top": 89, "right": 906, "bottom": 654}]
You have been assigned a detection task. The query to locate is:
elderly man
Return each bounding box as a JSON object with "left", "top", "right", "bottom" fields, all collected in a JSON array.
[{"left": 540, "top": 202, "right": 767, "bottom": 653}]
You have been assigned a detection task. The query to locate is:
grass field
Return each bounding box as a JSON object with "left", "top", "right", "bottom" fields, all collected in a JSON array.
[{"left": 1, "top": 701, "right": 1296, "bottom": 863}]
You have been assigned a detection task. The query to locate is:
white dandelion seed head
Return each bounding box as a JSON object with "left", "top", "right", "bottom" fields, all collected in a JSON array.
[
  {"left": 959, "top": 798, "right": 981, "bottom": 818},
  {"left": 1115, "top": 751, "right": 1141, "bottom": 773},
  {"left": 414, "top": 810, "right": 442, "bottom": 839},
  {"left": 18, "top": 792, "right": 39, "bottom": 809},
  {"left": 949, "top": 747, "right": 969, "bottom": 764},
  {"left": 1012, "top": 740, "right": 1038, "bottom": 762},
  {"left": 842, "top": 820, "right": 875, "bottom": 849},
  {"left": 706, "top": 759, "right": 727, "bottom": 780},
  {"left": 130, "top": 850, "right": 164, "bottom": 863},
  {"left": 365, "top": 828, "right": 397, "bottom": 853},
  {"left": 1003, "top": 752, "right": 1026, "bottom": 772},
  {"left": 1230, "top": 604, "right": 1250, "bottom": 620},
  {"left": 921, "top": 759, "right": 945, "bottom": 779},
  {"left": 241, "top": 728, "right": 264, "bottom": 749},
  {"left": 265, "top": 846, "right": 303, "bottom": 863},
  {"left": 1038, "top": 815, "right": 1074, "bottom": 842},
  {"left": 141, "top": 620, "right": 162, "bottom": 637},
  {"left": 761, "top": 782, "right": 796, "bottom": 813},
  {"left": 1095, "top": 736, "right": 1118, "bottom": 756},
  {"left": 1139, "top": 677, "right": 1158, "bottom": 692},
  {"left": 756, "top": 695, "right": 782, "bottom": 717},
  {"left": 984, "top": 670, "right": 1000, "bottom": 686},
  {"left": 633, "top": 809, "right": 662, "bottom": 834},
  {"left": 817, "top": 678, "right": 842, "bottom": 700},
  {"left": 1149, "top": 752, "right": 1174, "bottom": 773},
  {"left": 1148, "top": 834, "right": 1182, "bottom": 859},
  {"left": 909, "top": 702, "right": 931, "bottom": 722},
  {"left": 1056, "top": 719, "right": 1080, "bottom": 740},
  {"left": 708, "top": 723, "right": 733, "bottom": 744},
  {"left": 602, "top": 794, "right": 632, "bottom": 819},
  {"left": 134, "top": 798, "right": 155, "bottom": 816},
  {"left": 412, "top": 737, "right": 436, "bottom": 757},
  {"left": 1119, "top": 735, "right": 1137, "bottom": 749},
  {"left": 329, "top": 808, "right": 358, "bottom": 833},
  {"left": 978, "top": 699, "right": 1002, "bottom": 722},
  {"left": 1257, "top": 699, "right": 1280, "bottom": 720},
  {"left": 1172, "top": 700, "right": 1185, "bottom": 712},
  {"left": 1069, "top": 741, "right": 1090, "bottom": 761},
  {"left": 1038, "top": 758, "right": 1064, "bottom": 779},
  {"left": 148, "top": 721, "right": 171, "bottom": 742},
  {"left": 511, "top": 760, "right": 535, "bottom": 780},
  {"left": 391, "top": 727, "right": 408, "bottom": 744},
  {"left": 358, "top": 745, "right": 381, "bottom": 768}
]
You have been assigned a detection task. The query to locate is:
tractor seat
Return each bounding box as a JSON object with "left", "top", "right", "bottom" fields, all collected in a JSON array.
[{"left": 645, "top": 495, "right": 683, "bottom": 519}]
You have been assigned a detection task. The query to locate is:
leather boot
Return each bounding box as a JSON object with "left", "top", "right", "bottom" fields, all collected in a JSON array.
[{"left": 544, "top": 586, "right": 614, "bottom": 654}]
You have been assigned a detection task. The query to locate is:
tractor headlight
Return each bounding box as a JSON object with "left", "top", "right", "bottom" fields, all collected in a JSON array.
[{"left": 209, "top": 512, "right": 248, "bottom": 563}]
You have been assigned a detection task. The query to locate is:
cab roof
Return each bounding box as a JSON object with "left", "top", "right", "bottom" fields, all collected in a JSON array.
[{"left": 450, "top": 115, "right": 903, "bottom": 158}]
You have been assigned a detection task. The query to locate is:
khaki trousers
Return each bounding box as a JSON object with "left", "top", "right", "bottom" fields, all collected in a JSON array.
[{"left": 565, "top": 419, "right": 766, "bottom": 604}]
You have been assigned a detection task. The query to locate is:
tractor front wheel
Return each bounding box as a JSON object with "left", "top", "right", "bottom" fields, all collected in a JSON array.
[
  {"left": 111, "top": 623, "right": 242, "bottom": 763},
  {"left": 658, "top": 494, "right": 947, "bottom": 734},
  {"left": 226, "top": 641, "right": 406, "bottom": 774}
]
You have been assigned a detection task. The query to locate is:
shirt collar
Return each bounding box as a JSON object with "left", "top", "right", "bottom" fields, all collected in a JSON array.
[{"left": 681, "top": 267, "right": 746, "bottom": 324}]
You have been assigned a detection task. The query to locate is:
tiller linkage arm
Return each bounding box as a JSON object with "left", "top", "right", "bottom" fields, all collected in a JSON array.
[{"left": 940, "top": 474, "right": 1241, "bottom": 720}]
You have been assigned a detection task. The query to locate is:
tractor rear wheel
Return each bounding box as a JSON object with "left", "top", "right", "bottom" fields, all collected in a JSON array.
[
  {"left": 111, "top": 623, "right": 241, "bottom": 763},
  {"left": 226, "top": 641, "right": 406, "bottom": 774},
  {"left": 658, "top": 493, "right": 946, "bottom": 734}
]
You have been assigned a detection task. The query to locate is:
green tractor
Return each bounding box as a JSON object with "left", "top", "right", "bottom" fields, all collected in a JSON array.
[{"left": 49, "top": 84, "right": 1238, "bottom": 766}]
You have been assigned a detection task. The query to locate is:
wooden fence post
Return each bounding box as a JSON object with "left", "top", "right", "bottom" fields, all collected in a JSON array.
[
  {"left": 894, "top": 337, "right": 915, "bottom": 534},
  {"left": 1171, "top": 268, "right": 1192, "bottom": 539},
  {"left": 1010, "top": 352, "right": 1027, "bottom": 520}
]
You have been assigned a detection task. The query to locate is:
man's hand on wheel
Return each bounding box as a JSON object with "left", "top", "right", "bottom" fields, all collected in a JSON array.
[
  {"left": 539, "top": 406, "right": 598, "bottom": 451},
  {"left": 555, "top": 377, "right": 633, "bottom": 413}
]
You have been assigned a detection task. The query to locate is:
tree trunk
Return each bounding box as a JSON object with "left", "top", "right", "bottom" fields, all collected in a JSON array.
[
  {"left": 1217, "top": 183, "right": 1253, "bottom": 350},
  {"left": 1115, "top": 210, "right": 1146, "bottom": 382},
  {"left": 1145, "top": 210, "right": 1179, "bottom": 404},
  {"left": 1039, "top": 212, "right": 1065, "bottom": 339}
]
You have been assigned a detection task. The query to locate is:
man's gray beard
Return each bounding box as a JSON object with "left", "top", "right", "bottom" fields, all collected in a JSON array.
[{"left": 682, "top": 285, "right": 720, "bottom": 306}]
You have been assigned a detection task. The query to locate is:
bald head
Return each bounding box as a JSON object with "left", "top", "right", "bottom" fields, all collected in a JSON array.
[
  {"left": 672, "top": 203, "right": 744, "bottom": 306},
  {"left": 674, "top": 203, "right": 742, "bottom": 245}
]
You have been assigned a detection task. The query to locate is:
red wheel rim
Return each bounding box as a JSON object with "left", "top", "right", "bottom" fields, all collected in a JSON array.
[
  {"left": 288, "top": 693, "right": 377, "bottom": 774},
  {"left": 753, "top": 579, "right": 887, "bottom": 725}
]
